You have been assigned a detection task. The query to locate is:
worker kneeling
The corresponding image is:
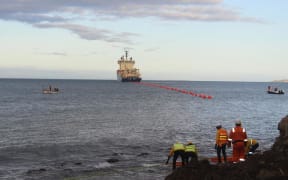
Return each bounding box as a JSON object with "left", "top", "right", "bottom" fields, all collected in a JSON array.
[
  {"left": 184, "top": 141, "right": 198, "bottom": 165},
  {"left": 245, "top": 138, "right": 259, "bottom": 156},
  {"left": 166, "top": 142, "right": 185, "bottom": 170}
]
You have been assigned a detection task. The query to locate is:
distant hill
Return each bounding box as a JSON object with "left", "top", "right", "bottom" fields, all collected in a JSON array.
[{"left": 272, "top": 79, "right": 288, "bottom": 83}]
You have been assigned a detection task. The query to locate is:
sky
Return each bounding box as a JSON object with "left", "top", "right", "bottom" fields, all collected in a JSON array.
[{"left": 0, "top": 0, "right": 287, "bottom": 81}]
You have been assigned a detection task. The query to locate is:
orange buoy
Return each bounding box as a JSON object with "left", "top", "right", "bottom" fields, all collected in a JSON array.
[{"left": 135, "top": 82, "right": 213, "bottom": 100}]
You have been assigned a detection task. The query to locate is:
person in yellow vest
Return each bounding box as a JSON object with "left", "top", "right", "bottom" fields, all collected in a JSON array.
[
  {"left": 215, "top": 125, "right": 228, "bottom": 163},
  {"left": 166, "top": 142, "right": 185, "bottom": 170},
  {"left": 245, "top": 138, "right": 259, "bottom": 156},
  {"left": 184, "top": 141, "right": 198, "bottom": 164}
]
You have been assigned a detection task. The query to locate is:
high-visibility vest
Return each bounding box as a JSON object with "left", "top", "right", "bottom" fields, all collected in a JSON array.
[
  {"left": 228, "top": 127, "right": 247, "bottom": 143},
  {"left": 245, "top": 139, "right": 258, "bottom": 153},
  {"left": 248, "top": 139, "right": 257, "bottom": 145},
  {"left": 217, "top": 128, "right": 228, "bottom": 145},
  {"left": 185, "top": 144, "right": 196, "bottom": 153},
  {"left": 173, "top": 143, "right": 185, "bottom": 151}
]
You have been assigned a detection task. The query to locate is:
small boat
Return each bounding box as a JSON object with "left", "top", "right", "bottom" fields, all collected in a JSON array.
[
  {"left": 42, "top": 89, "right": 59, "bottom": 94},
  {"left": 42, "top": 85, "right": 59, "bottom": 94},
  {"left": 267, "top": 86, "right": 284, "bottom": 95},
  {"left": 267, "top": 90, "right": 284, "bottom": 95}
]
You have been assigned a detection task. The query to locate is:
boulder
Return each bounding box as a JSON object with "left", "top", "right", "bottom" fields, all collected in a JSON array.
[
  {"left": 272, "top": 115, "right": 288, "bottom": 154},
  {"left": 277, "top": 115, "right": 288, "bottom": 137}
]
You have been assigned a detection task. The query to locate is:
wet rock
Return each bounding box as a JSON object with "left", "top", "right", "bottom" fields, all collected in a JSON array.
[
  {"left": 273, "top": 115, "right": 288, "bottom": 155},
  {"left": 60, "top": 162, "right": 66, "bottom": 167},
  {"left": 106, "top": 158, "right": 119, "bottom": 163},
  {"left": 277, "top": 115, "right": 288, "bottom": 137},
  {"left": 165, "top": 115, "right": 288, "bottom": 180}
]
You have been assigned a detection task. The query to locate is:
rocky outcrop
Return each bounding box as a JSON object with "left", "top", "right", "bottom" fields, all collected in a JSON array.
[
  {"left": 276, "top": 115, "right": 288, "bottom": 138},
  {"left": 272, "top": 115, "right": 288, "bottom": 155},
  {"left": 165, "top": 115, "right": 288, "bottom": 180}
]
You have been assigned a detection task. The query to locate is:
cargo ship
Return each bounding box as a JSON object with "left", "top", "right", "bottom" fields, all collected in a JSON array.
[{"left": 116, "top": 50, "right": 142, "bottom": 82}]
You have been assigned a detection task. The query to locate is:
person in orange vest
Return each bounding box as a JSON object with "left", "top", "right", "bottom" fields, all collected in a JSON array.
[
  {"left": 215, "top": 125, "right": 228, "bottom": 164},
  {"left": 166, "top": 142, "right": 185, "bottom": 170},
  {"left": 228, "top": 120, "right": 248, "bottom": 162},
  {"left": 184, "top": 141, "right": 198, "bottom": 164}
]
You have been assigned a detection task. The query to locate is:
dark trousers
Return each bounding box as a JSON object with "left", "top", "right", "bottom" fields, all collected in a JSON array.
[
  {"left": 249, "top": 143, "right": 259, "bottom": 153},
  {"left": 172, "top": 150, "right": 185, "bottom": 170},
  {"left": 216, "top": 144, "right": 227, "bottom": 163},
  {"left": 185, "top": 152, "right": 198, "bottom": 164}
]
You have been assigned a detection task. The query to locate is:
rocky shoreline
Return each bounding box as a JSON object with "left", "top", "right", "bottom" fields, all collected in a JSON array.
[{"left": 165, "top": 115, "right": 288, "bottom": 180}]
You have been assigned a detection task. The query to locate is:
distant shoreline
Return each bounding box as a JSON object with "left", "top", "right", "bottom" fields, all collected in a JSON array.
[{"left": 272, "top": 79, "right": 288, "bottom": 83}]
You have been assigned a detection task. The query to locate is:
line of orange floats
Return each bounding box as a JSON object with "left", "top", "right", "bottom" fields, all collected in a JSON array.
[{"left": 135, "top": 82, "right": 213, "bottom": 100}]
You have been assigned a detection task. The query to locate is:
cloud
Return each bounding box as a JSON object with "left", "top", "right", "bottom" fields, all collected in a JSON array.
[
  {"left": 34, "top": 50, "right": 67, "bottom": 56},
  {"left": 35, "top": 23, "right": 138, "bottom": 43},
  {"left": 0, "top": 0, "right": 260, "bottom": 43},
  {"left": 48, "top": 52, "right": 67, "bottom": 56}
]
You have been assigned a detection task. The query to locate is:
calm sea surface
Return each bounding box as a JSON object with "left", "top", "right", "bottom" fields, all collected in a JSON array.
[{"left": 0, "top": 79, "right": 287, "bottom": 179}]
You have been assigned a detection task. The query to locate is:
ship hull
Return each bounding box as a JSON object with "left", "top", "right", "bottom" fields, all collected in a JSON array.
[
  {"left": 121, "top": 77, "right": 141, "bottom": 82},
  {"left": 267, "top": 90, "right": 284, "bottom": 95},
  {"left": 117, "top": 71, "right": 141, "bottom": 82}
]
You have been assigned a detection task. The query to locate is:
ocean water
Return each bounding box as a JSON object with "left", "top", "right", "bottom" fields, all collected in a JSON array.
[{"left": 0, "top": 79, "right": 287, "bottom": 180}]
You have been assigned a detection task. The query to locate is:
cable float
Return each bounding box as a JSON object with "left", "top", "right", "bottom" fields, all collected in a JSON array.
[{"left": 134, "top": 82, "right": 213, "bottom": 100}]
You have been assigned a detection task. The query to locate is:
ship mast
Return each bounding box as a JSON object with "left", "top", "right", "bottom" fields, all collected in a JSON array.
[{"left": 125, "top": 50, "right": 128, "bottom": 60}]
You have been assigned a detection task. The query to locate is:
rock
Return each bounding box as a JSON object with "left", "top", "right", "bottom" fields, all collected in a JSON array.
[
  {"left": 106, "top": 158, "right": 119, "bottom": 163},
  {"left": 272, "top": 115, "right": 288, "bottom": 154},
  {"left": 277, "top": 115, "right": 288, "bottom": 137}
]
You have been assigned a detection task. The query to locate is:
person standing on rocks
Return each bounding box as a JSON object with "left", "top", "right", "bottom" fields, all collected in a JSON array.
[
  {"left": 215, "top": 125, "right": 228, "bottom": 164},
  {"left": 166, "top": 142, "right": 185, "bottom": 170},
  {"left": 228, "top": 120, "right": 248, "bottom": 162}
]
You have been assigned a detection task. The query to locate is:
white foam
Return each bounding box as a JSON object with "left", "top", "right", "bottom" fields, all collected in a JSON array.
[
  {"left": 94, "top": 162, "right": 112, "bottom": 169},
  {"left": 142, "top": 163, "right": 160, "bottom": 167}
]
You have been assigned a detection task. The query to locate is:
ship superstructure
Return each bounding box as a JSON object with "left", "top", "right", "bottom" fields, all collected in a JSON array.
[{"left": 117, "top": 51, "right": 141, "bottom": 82}]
